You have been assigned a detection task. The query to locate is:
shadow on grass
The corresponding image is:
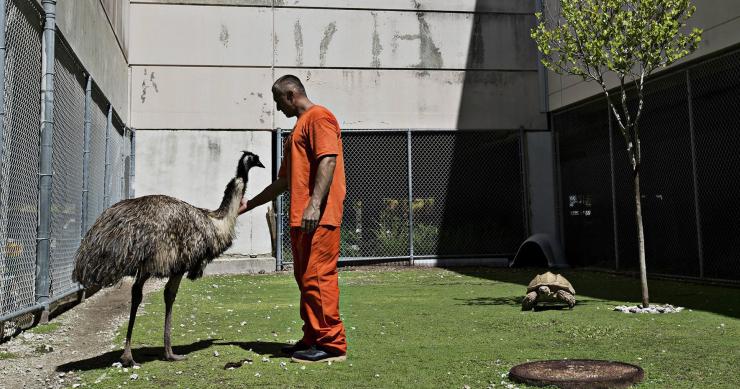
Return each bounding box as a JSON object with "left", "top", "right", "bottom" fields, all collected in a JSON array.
[
  {"left": 214, "top": 340, "right": 290, "bottom": 359},
  {"left": 446, "top": 266, "right": 740, "bottom": 319},
  {"left": 56, "top": 339, "right": 217, "bottom": 372}
]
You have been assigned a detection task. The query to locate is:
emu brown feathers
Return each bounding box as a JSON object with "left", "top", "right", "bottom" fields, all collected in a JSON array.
[{"left": 72, "top": 151, "right": 263, "bottom": 366}]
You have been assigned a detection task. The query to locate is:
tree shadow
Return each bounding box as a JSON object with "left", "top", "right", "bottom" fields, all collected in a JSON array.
[
  {"left": 448, "top": 266, "right": 740, "bottom": 319},
  {"left": 56, "top": 339, "right": 217, "bottom": 372}
]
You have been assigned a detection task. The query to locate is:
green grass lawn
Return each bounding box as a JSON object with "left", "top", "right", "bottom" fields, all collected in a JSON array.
[{"left": 65, "top": 267, "right": 739, "bottom": 388}]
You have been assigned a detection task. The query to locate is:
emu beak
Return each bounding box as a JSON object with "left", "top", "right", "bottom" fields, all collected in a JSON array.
[{"left": 255, "top": 161, "right": 265, "bottom": 168}]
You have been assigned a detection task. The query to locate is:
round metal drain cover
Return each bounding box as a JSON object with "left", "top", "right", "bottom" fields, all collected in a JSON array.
[{"left": 509, "top": 359, "right": 644, "bottom": 388}]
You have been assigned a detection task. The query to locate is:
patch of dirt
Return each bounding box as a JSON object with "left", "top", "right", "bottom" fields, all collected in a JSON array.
[{"left": 0, "top": 278, "right": 165, "bottom": 389}]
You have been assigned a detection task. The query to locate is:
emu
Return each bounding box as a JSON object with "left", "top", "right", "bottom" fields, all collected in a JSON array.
[{"left": 73, "top": 151, "right": 264, "bottom": 366}]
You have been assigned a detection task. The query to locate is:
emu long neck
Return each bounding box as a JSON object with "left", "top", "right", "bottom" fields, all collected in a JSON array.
[{"left": 209, "top": 177, "right": 246, "bottom": 244}]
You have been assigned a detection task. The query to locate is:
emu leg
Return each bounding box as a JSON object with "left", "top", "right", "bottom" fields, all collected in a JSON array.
[
  {"left": 522, "top": 291, "right": 538, "bottom": 311},
  {"left": 557, "top": 290, "right": 576, "bottom": 309},
  {"left": 163, "top": 273, "right": 185, "bottom": 361},
  {"left": 121, "top": 273, "right": 149, "bottom": 367}
]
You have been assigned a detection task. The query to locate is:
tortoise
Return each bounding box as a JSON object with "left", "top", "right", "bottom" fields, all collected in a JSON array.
[{"left": 521, "top": 272, "right": 576, "bottom": 310}]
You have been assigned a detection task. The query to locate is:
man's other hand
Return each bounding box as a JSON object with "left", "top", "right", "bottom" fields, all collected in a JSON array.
[{"left": 301, "top": 204, "right": 320, "bottom": 232}]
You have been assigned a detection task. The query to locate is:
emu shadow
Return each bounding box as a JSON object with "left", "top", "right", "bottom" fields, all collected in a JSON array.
[{"left": 56, "top": 339, "right": 216, "bottom": 372}]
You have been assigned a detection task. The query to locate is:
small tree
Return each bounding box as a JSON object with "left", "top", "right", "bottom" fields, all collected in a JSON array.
[{"left": 532, "top": 0, "right": 701, "bottom": 307}]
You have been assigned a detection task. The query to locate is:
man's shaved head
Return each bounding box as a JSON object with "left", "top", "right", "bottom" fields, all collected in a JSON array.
[{"left": 272, "top": 74, "right": 306, "bottom": 96}]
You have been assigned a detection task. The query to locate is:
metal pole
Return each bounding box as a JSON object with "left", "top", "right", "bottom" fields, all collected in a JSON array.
[
  {"left": 103, "top": 105, "right": 112, "bottom": 207},
  {"left": 0, "top": 0, "right": 9, "bottom": 303},
  {"left": 407, "top": 130, "right": 414, "bottom": 265},
  {"left": 686, "top": 69, "right": 704, "bottom": 278},
  {"left": 274, "top": 128, "right": 283, "bottom": 271},
  {"left": 36, "top": 0, "right": 57, "bottom": 322},
  {"left": 608, "top": 101, "right": 620, "bottom": 270},
  {"left": 129, "top": 128, "right": 135, "bottom": 198},
  {"left": 81, "top": 76, "right": 92, "bottom": 235}
]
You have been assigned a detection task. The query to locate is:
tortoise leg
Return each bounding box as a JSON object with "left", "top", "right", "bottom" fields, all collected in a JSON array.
[
  {"left": 522, "top": 291, "right": 538, "bottom": 311},
  {"left": 557, "top": 290, "right": 576, "bottom": 309}
]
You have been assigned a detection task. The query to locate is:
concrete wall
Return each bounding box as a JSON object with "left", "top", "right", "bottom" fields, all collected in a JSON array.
[
  {"left": 130, "top": 0, "right": 549, "bottom": 256},
  {"left": 55, "top": 0, "right": 129, "bottom": 123},
  {"left": 545, "top": 0, "right": 740, "bottom": 111}
]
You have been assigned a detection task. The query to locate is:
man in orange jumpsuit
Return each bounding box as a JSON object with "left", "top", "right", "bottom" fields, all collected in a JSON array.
[{"left": 239, "top": 75, "right": 347, "bottom": 363}]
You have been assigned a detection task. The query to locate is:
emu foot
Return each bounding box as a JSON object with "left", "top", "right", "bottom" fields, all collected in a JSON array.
[
  {"left": 120, "top": 353, "right": 139, "bottom": 368},
  {"left": 165, "top": 353, "right": 187, "bottom": 362}
]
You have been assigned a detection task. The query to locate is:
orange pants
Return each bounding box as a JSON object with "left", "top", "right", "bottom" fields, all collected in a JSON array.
[{"left": 290, "top": 226, "right": 347, "bottom": 354}]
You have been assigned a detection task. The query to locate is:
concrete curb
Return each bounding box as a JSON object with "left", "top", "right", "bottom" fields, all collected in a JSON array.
[{"left": 204, "top": 256, "right": 277, "bottom": 275}]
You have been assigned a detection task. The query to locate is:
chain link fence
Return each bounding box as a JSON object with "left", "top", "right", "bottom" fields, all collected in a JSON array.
[
  {"left": 277, "top": 129, "right": 528, "bottom": 269},
  {"left": 554, "top": 47, "right": 740, "bottom": 282},
  {"left": 0, "top": 0, "right": 42, "bottom": 321},
  {"left": 0, "top": 0, "right": 135, "bottom": 326}
]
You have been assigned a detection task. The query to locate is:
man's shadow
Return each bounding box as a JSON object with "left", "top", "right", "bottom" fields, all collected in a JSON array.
[{"left": 214, "top": 340, "right": 290, "bottom": 359}]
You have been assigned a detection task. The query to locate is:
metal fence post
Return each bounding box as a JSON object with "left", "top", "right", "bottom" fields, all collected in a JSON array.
[
  {"left": 130, "top": 128, "right": 135, "bottom": 199},
  {"left": 519, "top": 128, "right": 531, "bottom": 237},
  {"left": 274, "top": 128, "right": 283, "bottom": 270},
  {"left": 608, "top": 101, "right": 620, "bottom": 270},
  {"left": 35, "top": 0, "right": 57, "bottom": 322},
  {"left": 686, "top": 69, "right": 704, "bottom": 279},
  {"left": 103, "top": 105, "right": 112, "bottom": 207},
  {"left": 406, "top": 129, "right": 414, "bottom": 265},
  {"left": 81, "top": 76, "right": 92, "bottom": 235}
]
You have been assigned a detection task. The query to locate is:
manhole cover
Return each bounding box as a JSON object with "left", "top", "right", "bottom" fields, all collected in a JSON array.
[{"left": 509, "top": 359, "right": 644, "bottom": 388}]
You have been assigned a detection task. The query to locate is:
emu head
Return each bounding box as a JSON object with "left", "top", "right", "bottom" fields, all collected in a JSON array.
[{"left": 237, "top": 151, "right": 264, "bottom": 180}]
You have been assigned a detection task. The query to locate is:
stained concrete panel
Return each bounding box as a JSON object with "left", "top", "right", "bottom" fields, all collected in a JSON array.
[
  {"left": 56, "top": 0, "right": 129, "bottom": 123},
  {"left": 274, "top": 69, "right": 546, "bottom": 130},
  {"left": 130, "top": 66, "right": 274, "bottom": 129},
  {"left": 284, "top": 0, "right": 534, "bottom": 13},
  {"left": 129, "top": 3, "right": 273, "bottom": 66},
  {"left": 135, "top": 129, "right": 274, "bottom": 256},
  {"left": 275, "top": 9, "right": 537, "bottom": 70},
  {"left": 130, "top": 0, "right": 535, "bottom": 13}
]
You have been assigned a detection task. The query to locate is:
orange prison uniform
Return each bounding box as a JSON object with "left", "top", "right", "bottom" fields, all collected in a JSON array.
[{"left": 278, "top": 105, "right": 347, "bottom": 354}]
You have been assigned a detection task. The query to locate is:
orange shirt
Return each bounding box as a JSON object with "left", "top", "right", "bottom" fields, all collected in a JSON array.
[{"left": 278, "top": 105, "right": 346, "bottom": 227}]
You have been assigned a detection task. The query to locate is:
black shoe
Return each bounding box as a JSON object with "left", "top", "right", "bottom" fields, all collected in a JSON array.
[
  {"left": 281, "top": 341, "right": 311, "bottom": 355},
  {"left": 291, "top": 346, "right": 346, "bottom": 363}
]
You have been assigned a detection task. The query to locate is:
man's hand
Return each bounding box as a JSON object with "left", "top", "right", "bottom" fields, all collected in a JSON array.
[
  {"left": 301, "top": 203, "right": 320, "bottom": 232},
  {"left": 238, "top": 198, "right": 248, "bottom": 215}
]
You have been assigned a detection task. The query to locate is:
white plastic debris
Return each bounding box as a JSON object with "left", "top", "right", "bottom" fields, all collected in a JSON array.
[
  {"left": 614, "top": 304, "right": 684, "bottom": 313},
  {"left": 130, "top": 374, "right": 139, "bottom": 380},
  {"left": 213, "top": 351, "right": 220, "bottom": 357},
  {"left": 111, "top": 362, "right": 123, "bottom": 368}
]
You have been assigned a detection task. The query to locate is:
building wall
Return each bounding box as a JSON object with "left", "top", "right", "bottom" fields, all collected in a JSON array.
[
  {"left": 129, "top": 0, "right": 548, "bottom": 256},
  {"left": 55, "top": 0, "right": 129, "bottom": 123},
  {"left": 545, "top": 0, "right": 740, "bottom": 111}
]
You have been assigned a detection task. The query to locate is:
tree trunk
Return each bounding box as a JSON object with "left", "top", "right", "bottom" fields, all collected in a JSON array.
[{"left": 634, "top": 168, "right": 650, "bottom": 308}]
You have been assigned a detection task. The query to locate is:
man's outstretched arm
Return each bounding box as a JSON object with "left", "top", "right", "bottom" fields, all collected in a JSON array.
[{"left": 239, "top": 176, "right": 289, "bottom": 215}]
